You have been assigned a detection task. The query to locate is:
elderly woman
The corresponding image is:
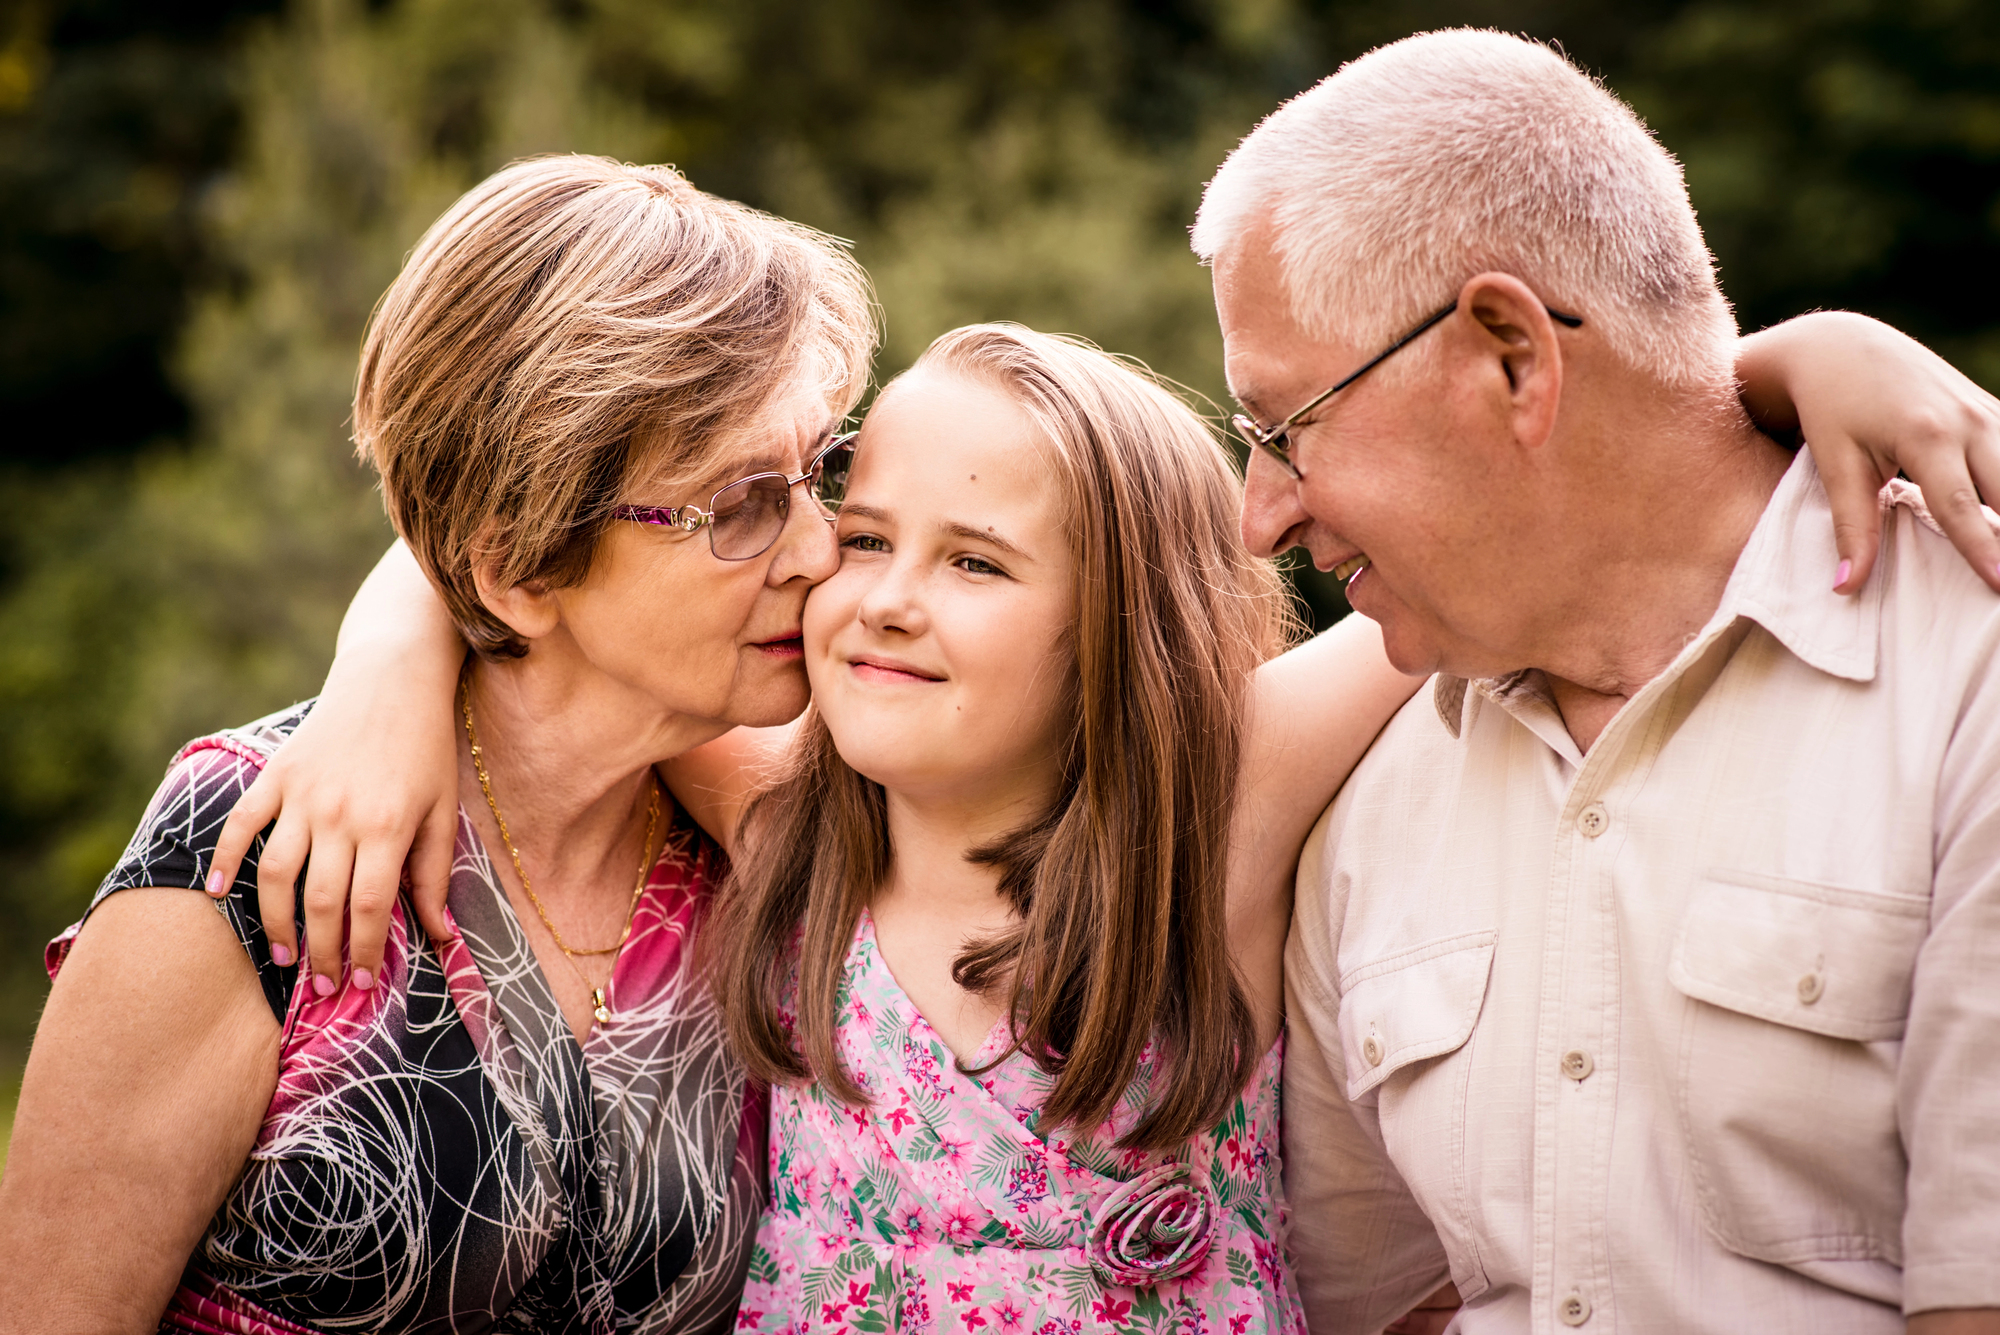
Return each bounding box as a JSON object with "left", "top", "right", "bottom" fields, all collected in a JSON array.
[{"left": 0, "top": 155, "right": 872, "bottom": 1332}]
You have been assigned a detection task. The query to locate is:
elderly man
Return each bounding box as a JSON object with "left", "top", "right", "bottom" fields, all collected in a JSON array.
[{"left": 1193, "top": 29, "right": 2000, "bottom": 1335}]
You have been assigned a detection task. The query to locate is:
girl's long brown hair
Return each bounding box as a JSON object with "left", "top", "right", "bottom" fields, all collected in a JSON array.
[{"left": 710, "top": 324, "right": 1297, "bottom": 1151}]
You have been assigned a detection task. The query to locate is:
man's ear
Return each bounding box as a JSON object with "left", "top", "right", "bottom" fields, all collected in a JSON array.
[
  {"left": 470, "top": 542, "right": 561, "bottom": 644},
  {"left": 1456, "top": 271, "right": 1566, "bottom": 451}
]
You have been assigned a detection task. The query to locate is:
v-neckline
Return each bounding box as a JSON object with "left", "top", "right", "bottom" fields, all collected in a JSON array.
[
  {"left": 453, "top": 807, "right": 661, "bottom": 1059},
  {"left": 859, "top": 908, "right": 1015, "bottom": 1070}
]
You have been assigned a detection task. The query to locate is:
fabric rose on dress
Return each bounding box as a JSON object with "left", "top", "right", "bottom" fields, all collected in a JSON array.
[{"left": 1084, "top": 1162, "right": 1218, "bottom": 1287}]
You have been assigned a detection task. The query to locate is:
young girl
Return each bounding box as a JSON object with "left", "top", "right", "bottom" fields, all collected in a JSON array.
[
  {"left": 708, "top": 326, "right": 1332, "bottom": 1333},
  {"left": 205, "top": 318, "right": 1994, "bottom": 1334}
]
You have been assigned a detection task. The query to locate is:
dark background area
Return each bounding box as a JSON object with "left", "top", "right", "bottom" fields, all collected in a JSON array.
[{"left": 3, "top": 0, "right": 1997, "bottom": 1143}]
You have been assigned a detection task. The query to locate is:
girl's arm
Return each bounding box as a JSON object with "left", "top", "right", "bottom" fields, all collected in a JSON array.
[
  {"left": 208, "top": 540, "right": 799, "bottom": 995},
  {"left": 0, "top": 891, "right": 278, "bottom": 1328},
  {"left": 1739, "top": 311, "right": 2000, "bottom": 595},
  {"left": 1227, "top": 310, "right": 2000, "bottom": 1047},
  {"left": 1229, "top": 614, "right": 1422, "bottom": 1048},
  {"left": 207, "top": 541, "right": 463, "bottom": 997},
  {"left": 222, "top": 312, "right": 1998, "bottom": 1006},
  {"left": 660, "top": 722, "right": 803, "bottom": 858}
]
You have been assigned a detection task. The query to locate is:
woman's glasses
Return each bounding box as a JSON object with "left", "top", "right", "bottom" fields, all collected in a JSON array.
[{"left": 614, "top": 430, "right": 858, "bottom": 561}]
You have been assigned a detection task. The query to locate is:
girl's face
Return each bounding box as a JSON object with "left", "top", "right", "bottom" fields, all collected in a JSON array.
[{"left": 805, "top": 368, "right": 1076, "bottom": 814}]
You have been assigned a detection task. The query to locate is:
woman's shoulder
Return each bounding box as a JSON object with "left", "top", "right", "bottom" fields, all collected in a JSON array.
[{"left": 45, "top": 699, "right": 319, "bottom": 1019}]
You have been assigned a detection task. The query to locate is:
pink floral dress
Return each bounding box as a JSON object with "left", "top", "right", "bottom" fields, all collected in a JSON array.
[{"left": 738, "top": 912, "right": 1304, "bottom": 1335}]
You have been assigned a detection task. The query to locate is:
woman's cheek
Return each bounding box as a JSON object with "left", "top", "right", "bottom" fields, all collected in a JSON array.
[{"left": 801, "top": 572, "right": 857, "bottom": 653}]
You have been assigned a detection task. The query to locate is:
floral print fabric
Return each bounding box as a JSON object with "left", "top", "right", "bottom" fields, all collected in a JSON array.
[{"left": 739, "top": 912, "right": 1304, "bottom": 1335}]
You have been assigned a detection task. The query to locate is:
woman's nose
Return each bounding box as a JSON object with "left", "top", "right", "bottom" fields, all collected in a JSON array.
[{"left": 770, "top": 498, "right": 839, "bottom": 586}]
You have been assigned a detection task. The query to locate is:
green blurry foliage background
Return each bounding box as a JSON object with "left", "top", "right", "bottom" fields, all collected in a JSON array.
[{"left": 1, "top": 0, "right": 1998, "bottom": 1102}]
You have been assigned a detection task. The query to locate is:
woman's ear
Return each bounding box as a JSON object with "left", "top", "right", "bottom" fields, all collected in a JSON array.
[{"left": 470, "top": 544, "right": 561, "bottom": 644}]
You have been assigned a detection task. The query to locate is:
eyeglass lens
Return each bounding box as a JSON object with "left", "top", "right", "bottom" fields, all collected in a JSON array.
[
  {"left": 708, "top": 474, "right": 793, "bottom": 560},
  {"left": 811, "top": 436, "right": 856, "bottom": 513},
  {"left": 701, "top": 435, "right": 858, "bottom": 561}
]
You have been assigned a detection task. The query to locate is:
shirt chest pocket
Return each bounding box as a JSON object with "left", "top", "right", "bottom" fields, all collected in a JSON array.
[
  {"left": 1336, "top": 931, "right": 1496, "bottom": 1101},
  {"left": 1334, "top": 931, "right": 1499, "bottom": 1303},
  {"left": 1667, "top": 871, "right": 1926, "bottom": 1290}
]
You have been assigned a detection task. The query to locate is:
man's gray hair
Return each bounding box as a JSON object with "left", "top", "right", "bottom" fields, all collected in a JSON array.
[{"left": 1192, "top": 30, "right": 1737, "bottom": 389}]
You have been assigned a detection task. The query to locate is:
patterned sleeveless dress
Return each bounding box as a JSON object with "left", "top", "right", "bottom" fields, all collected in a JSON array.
[
  {"left": 738, "top": 911, "right": 1305, "bottom": 1335},
  {"left": 46, "top": 703, "right": 763, "bottom": 1334}
]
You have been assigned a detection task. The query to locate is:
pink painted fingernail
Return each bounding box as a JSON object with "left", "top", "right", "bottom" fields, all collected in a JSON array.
[
  {"left": 1834, "top": 558, "right": 1852, "bottom": 590},
  {"left": 312, "top": 973, "right": 336, "bottom": 998},
  {"left": 352, "top": 968, "right": 375, "bottom": 992},
  {"left": 270, "top": 943, "right": 294, "bottom": 967},
  {"left": 205, "top": 870, "right": 228, "bottom": 897}
]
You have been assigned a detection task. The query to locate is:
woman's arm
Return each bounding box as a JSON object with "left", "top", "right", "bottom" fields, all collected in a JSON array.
[
  {"left": 1739, "top": 311, "right": 2000, "bottom": 595},
  {"left": 207, "top": 540, "right": 464, "bottom": 997},
  {"left": 0, "top": 891, "right": 279, "bottom": 1330}
]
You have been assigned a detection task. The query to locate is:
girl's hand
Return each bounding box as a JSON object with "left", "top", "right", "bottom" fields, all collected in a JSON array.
[
  {"left": 206, "top": 542, "right": 464, "bottom": 996},
  {"left": 1738, "top": 311, "right": 2000, "bottom": 595}
]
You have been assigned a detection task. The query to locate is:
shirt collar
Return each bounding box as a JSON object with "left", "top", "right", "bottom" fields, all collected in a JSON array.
[{"left": 1433, "top": 450, "right": 1890, "bottom": 740}]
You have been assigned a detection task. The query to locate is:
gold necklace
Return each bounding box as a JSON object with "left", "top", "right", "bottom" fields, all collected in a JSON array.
[{"left": 461, "top": 675, "right": 659, "bottom": 1025}]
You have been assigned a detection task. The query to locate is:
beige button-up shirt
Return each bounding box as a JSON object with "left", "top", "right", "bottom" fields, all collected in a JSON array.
[{"left": 1285, "top": 453, "right": 2000, "bottom": 1333}]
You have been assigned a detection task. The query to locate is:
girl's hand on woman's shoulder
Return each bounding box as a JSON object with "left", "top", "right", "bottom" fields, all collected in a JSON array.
[
  {"left": 207, "top": 541, "right": 465, "bottom": 997},
  {"left": 1738, "top": 310, "right": 2000, "bottom": 594}
]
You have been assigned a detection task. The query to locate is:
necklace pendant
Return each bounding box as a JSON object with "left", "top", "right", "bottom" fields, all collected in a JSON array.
[{"left": 592, "top": 986, "right": 611, "bottom": 1025}]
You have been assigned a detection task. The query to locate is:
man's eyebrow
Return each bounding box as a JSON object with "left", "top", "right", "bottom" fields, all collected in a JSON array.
[
  {"left": 1229, "top": 382, "right": 1285, "bottom": 423},
  {"left": 943, "top": 521, "right": 1028, "bottom": 559}
]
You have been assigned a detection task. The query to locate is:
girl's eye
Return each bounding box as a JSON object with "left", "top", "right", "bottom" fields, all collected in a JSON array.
[
  {"left": 956, "top": 555, "right": 1004, "bottom": 577},
  {"left": 841, "top": 533, "right": 889, "bottom": 553}
]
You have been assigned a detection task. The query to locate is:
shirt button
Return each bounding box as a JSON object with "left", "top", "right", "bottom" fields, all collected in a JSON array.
[
  {"left": 1559, "top": 1292, "right": 1592, "bottom": 1326},
  {"left": 1797, "top": 972, "right": 1825, "bottom": 1004},
  {"left": 1561, "top": 1050, "right": 1594, "bottom": 1081},
  {"left": 1362, "top": 1035, "right": 1384, "bottom": 1067},
  {"left": 1576, "top": 802, "right": 1609, "bottom": 838}
]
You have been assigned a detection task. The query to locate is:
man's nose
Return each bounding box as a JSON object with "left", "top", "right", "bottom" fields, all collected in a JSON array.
[{"left": 1239, "top": 450, "right": 1312, "bottom": 559}]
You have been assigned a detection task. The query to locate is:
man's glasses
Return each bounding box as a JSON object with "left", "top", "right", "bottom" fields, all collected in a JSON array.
[
  {"left": 1231, "top": 299, "right": 1583, "bottom": 481},
  {"left": 613, "top": 429, "right": 858, "bottom": 561}
]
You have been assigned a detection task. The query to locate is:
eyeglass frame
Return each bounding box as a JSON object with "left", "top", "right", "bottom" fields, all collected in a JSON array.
[
  {"left": 1230, "top": 299, "right": 1583, "bottom": 482},
  {"left": 612, "top": 428, "right": 859, "bottom": 560}
]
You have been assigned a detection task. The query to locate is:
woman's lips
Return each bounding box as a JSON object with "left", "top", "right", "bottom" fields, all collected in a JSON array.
[{"left": 755, "top": 635, "right": 804, "bottom": 659}]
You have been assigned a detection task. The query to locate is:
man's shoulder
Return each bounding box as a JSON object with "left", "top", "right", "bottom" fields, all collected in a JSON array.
[
  {"left": 1875, "top": 486, "right": 2000, "bottom": 676},
  {"left": 1882, "top": 483, "right": 2000, "bottom": 602},
  {"left": 1292, "top": 681, "right": 1469, "bottom": 968},
  {"left": 1326, "top": 677, "right": 1470, "bottom": 822}
]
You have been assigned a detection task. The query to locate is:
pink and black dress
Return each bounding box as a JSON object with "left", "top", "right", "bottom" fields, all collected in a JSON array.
[{"left": 47, "top": 703, "right": 764, "bottom": 1335}]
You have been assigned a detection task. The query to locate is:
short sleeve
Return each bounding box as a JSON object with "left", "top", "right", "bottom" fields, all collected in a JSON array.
[
  {"left": 45, "top": 702, "right": 315, "bottom": 1024},
  {"left": 1282, "top": 804, "right": 1453, "bottom": 1331}
]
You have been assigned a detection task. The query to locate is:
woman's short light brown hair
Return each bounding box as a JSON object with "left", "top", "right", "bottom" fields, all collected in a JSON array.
[{"left": 354, "top": 154, "right": 877, "bottom": 657}]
